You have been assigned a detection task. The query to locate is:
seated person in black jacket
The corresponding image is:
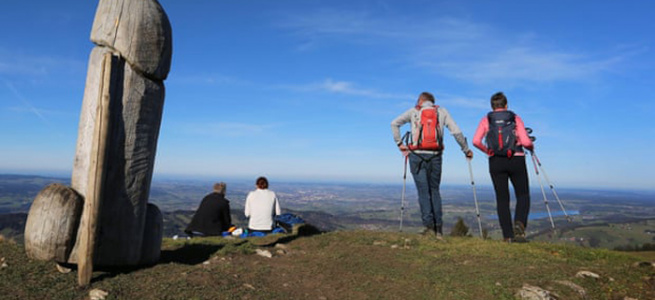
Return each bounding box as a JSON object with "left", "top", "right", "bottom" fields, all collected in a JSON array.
[{"left": 185, "top": 182, "right": 232, "bottom": 237}]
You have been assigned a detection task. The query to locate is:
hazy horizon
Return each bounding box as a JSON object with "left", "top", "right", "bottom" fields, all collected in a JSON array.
[{"left": 2, "top": 171, "right": 655, "bottom": 194}]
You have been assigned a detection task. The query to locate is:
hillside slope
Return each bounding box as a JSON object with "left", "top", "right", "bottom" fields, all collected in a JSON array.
[{"left": 1, "top": 230, "right": 653, "bottom": 299}]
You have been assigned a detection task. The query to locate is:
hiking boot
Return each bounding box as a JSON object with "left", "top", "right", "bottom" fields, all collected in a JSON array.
[
  {"left": 419, "top": 227, "right": 435, "bottom": 236},
  {"left": 435, "top": 225, "right": 444, "bottom": 241},
  {"left": 513, "top": 221, "right": 526, "bottom": 236},
  {"left": 513, "top": 222, "right": 528, "bottom": 243}
]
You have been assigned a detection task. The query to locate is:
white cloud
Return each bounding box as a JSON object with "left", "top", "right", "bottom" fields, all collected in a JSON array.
[
  {"left": 423, "top": 46, "right": 624, "bottom": 84},
  {"left": 435, "top": 93, "right": 489, "bottom": 110},
  {"left": 275, "top": 78, "right": 492, "bottom": 110},
  {"left": 168, "top": 72, "right": 250, "bottom": 86},
  {"left": 278, "top": 10, "right": 391, "bottom": 40},
  {"left": 0, "top": 48, "right": 85, "bottom": 77},
  {"left": 278, "top": 10, "right": 631, "bottom": 84},
  {"left": 278, "top": 78, "right": 413, "bottom": 100},
  {"left": 3, "top": 80, "right": 51, "bottom": 125}
]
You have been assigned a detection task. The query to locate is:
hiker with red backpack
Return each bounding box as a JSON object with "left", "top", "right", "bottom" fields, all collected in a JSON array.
[
  {"left": 473, "top": 92, "right": 534, "bottom": 243},
  {"left": 391, "top": 92, "right": 473, "bottom": 238}
]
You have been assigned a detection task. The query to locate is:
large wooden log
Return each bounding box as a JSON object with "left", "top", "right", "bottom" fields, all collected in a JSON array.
[
  {"left": 71, "top": 47, "right": 165, "bottom": 267},
  {"left": 77, "top": 51, "right": 113, "bottom": 287},
  {"left": 72, "top": 47, "right": 117, "bottom": 197},
  {"left": 96, "top": 53, "right": 165, "bottom": 266},
  {"left": 65, "top": 0, "right": 170, "bottom": 269},
  {"left": 139, "top": 203, "right": 163, "bottom": 265},
  {"left": 24, "top": 184, "right": 83, "bottom": 262},
  {"left": 91, "top": 0, "right": 172, "bottom": 80}
]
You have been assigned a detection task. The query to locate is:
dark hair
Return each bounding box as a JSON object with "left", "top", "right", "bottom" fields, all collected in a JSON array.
[
  {"left": 490, "top": 92, "right": 507, "bottom": 109},
  {"left": 419, "top": 92, "right": 435, "bottom": 103},
  {"left": 256, "top": 176, "right": 269, "bottom": 189}
]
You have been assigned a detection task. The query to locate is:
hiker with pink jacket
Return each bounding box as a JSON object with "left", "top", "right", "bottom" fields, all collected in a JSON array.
[{"left": 473, "top": 92, "right": 534, "bottom": 242}]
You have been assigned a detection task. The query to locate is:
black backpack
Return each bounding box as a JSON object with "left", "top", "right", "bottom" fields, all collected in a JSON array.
[{"left": 486, "top": 111, "right": 522, "bottom": 157}]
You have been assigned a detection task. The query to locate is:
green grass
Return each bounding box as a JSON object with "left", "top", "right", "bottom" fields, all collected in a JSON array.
[
  {"left": 532, "top": 219, "right": 655, "bottom": 250},
  {"left": 1, "top": 230, "right": 653, "bottom": 299}
]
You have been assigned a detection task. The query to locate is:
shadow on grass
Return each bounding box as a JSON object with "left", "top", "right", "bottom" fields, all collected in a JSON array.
[
  {"left": 254, "top": 224, "right": 323, "bottom": 247},
  {"left": 83, "top": 243, "right": 229, "bottom": 284},
  {"left": 82, "top": 224, "right": 324, "bottom": 284},
  {"left": 159, "top": 243, "right": 226, "bottom": 265}
]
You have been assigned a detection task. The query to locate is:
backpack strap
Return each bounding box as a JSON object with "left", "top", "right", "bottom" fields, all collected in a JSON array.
[
  {"left": 486, "top": 110, "right": 516, "bottom": 125},
  {"left": 415, "top": 104, "right": 439, "bottom": 110}
]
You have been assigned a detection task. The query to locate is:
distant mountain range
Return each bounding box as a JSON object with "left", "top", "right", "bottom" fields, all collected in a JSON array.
[{"left": 1, "top": 174, "right": 654, "bottom": 250}]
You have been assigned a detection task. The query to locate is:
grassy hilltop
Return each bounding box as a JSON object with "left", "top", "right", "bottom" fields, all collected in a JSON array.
[{"left": 1, "top": 230, "right": 654, "bottom": 299}]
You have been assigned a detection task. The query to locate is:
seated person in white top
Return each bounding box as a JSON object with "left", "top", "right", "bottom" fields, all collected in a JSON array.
[{"left": 244, "top": 176, "right": 281, "bottom": 233}]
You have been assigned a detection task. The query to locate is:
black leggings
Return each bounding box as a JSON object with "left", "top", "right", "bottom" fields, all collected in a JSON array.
[{"left": 489, "top": 156, "right": 530, "bottom": 239}]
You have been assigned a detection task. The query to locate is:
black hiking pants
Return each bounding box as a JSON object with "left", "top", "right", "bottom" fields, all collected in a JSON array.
[{"left": 489, "top": 155, "right": 530, "bottom": 239}]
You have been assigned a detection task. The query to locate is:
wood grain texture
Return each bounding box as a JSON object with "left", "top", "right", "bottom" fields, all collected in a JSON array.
[
  {"left": 77, "top": 51, "right": 113, "bottom": 287},
  {"left": 139, "top": 203, "right": 163, "bottom": 266},
  {"left": 65, "top": 0, "right": 170, "bottom": 269},
  {"left": 91, "top": 0, "right": 172, "bottom": 80},
  {"left": 71, "top": 49, "right": 165, "bottom": 267},
  {"left": 24, "top": 184, "right": 83, "bottom": 262}
]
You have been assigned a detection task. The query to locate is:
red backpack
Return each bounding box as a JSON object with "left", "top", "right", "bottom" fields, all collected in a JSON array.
[{"left": 408, "top": 105, "right": 443, "bottom": 151}]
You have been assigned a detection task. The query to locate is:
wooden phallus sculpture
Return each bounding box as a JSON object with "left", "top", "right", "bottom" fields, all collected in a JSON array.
[{"left": 24, "top": 0, "right": 172, "bottom": 286}]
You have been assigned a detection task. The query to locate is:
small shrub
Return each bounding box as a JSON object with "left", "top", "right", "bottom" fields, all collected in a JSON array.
[
  {"left": 588, "top": 236, "right": 601, "bottom": 248},
  {"left": 450, "top": 217, "right": 469, "bottom": 237}
]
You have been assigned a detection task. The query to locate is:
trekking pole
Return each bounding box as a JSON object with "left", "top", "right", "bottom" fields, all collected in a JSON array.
[
  {"left": 399, "top": 155, "right": 409, "bottom": 232},
  {"left": 532, "top": 153, "right": 572, "bottom": 222},
  {"left": 530, "top": 152, "right": 555, "bottom": 229},
  {"left": 467, "top": 159, "right": 484, "bottom": 238}
]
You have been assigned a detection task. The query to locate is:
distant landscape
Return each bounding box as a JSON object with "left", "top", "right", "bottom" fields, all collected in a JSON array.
[{"left": 1, "top": 174, "right": 654, "bottom": 251}]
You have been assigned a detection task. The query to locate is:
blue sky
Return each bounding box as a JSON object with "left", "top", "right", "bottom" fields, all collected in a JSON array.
[{"left": 0, "top": 1, "right": 653, "bottom": 190}]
